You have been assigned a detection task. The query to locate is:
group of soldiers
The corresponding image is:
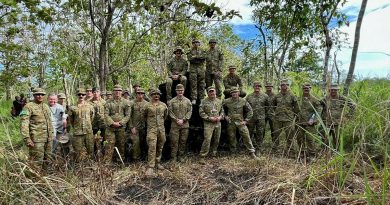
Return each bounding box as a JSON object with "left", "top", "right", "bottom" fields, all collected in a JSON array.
[{"left": 20, "top": 39, "right": 355, "bottom": 176}]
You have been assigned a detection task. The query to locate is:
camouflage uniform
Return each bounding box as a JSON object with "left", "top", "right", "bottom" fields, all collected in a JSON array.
[
  {"left": 205, "top": 39, "right": 224, "bottom": 98},
  {"left": 143, "top": 89, "right": 168, "bottom": 168},
  {"left": 245, "top": 84, "right": 269, "bottom": 150},
  {"left": 127, "top": 89, "right": 148, "bottom": 160},
  {"left": 104, "top": 85, "right": 131, "bottom": 163},
  {"left": 20, "top": 88, "right": 54, "bottom": 171},
  {"left": 167, "top": 84, "right": 192, "bottom": 160},
  {"left": 68, "top": 89, "right": 95, "bottom": 162},
  {"left": 90, "top": 97, "right": 106, "bottom": 157},
  {"left": 223, "top": 88, "right": 256, "bottom": 153},
  {"left": 265, "top": 83, "right": 276, "bottom": 141},
  {"left": 199, "top": 86, "right": 224, "bottom": 157},
  {"left": 166, "top": 47, "right": 188, "bottom": 100},
  {"left": 272, "top": 88, "right": 300, "bottom": 148},
  {"left": 223, "top": 66, "right": 246, "bottom": 98},
  {"left": 187, "top": 39, "right": 206, "bottom": 102}
]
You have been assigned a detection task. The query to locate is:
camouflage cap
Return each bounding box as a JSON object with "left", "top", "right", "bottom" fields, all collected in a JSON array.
[
  {"left": 209, "top": 39, "right": 217, "bottom": 43},
  {"left": 264, "top": 82, "right": 274, "bottom": 87},
  {"left": 113, "top": 84, "right": 123, "bottom": 91},
  {"left": 136, "top": 88, "right": 145, "bottom": 94},
  {"left": 57, "top": 93, "right": 66, "bottom": 99},
  {"left": 85, "top": 85, "right": 92, "bottom": 91},
  {"left": 192, "top": 39, "right": 200, "bottom": 43},
  {"left": 207, "top": 86, "right": 216, "bottom": 92},
  {"left": 253, "top": 81, "right": 261, "bottom": 87},
  {"left": 58, "top": 133, "right": 69, "bottom": 144},
  {"left": 33, "top": 87, "right": 46, "bottom": 95},
  {"left": 173, "top": 46, "right": 184, "bottom": 54},
  {"left": 302, "top": 83, "right": 311, "bottom": 89},
  {"left": 106, "top": 91, "right": 112, "bottom": 95},
  {"left": 280, "top": 79, "right": 290, "bottom": 85},
  {"left": 330, "top": 84, "right": 340, "bottom": 90},
  {"left": 150, "top": 88, "right": 161, "bottom": 95},
  {"left": 132, "top": 83, "right": 141, "bottom": 88},
  {"left": 228, "top": 65, "right": 236, "bottom": 70},
  {"left": 176, "top": 84, "right": 185, "bottom": 91},
  {"left": 230, "top": 86, "right": 240, "bottom": 93},
  {"left": 123, "top": 89, "right": 130, "bottom": 94},
  {"left": 92, "top": 87, "right": 100, "bottom": 92},
  {"left": 77, "top": 88, "right": 86, "bottom": 95}
]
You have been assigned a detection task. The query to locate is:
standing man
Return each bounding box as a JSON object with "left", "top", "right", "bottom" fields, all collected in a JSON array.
[
  {"left": 20, "top": 88, "right": 54, "bottom": 172},
  {"left": 245, "top": 82, "right": 269, "bottom": 152},
  {"left": 223, "top": 65, "right": 246, "bottom": 98},
  {"left": 106, "top": 91, "right": 113, "bottom": 101},
  {"left": 168, "top": 84, "right": 192, "bottom": 162},
  {"left": 272, "top": 79, "right": 300, "bottom": 152},
  {"left": 123, "top": 89, "right": 131, "bottom": 100},
  {"left": 130, "top": 84, "right": 150, "bottom": 102},
  {"left": 205, "top": 39, "right": 224, "bottom": 98},
  {"left": 296, "top": 84, "right": 322, "bottom": 156},
  {"left": 187, "top": 39, "right": 206, "bottom": 104},
  {"left": 264, "top": 82, "right": 276, "bottom": 142},
  {"left": 48, "top": 93, "right": 66, "bottom": 154},
  {"left": 90, "top": 87, "right": 106, "bottom": 158},
  {"left": 223, "top": 87, "right": 260, "bottom": 160},
  {"left": 68, "top": 88, "right": 95, "bottom": 162},
  {"left": 143, "top": 88, "right": 168, "bottom": 176},
  {"left": 321, "top": 84, "right": 355, "bottom": 149},
  {"left": 127, "top": 88, "right": 148, "bottom": 161},
  {"left": 199, "top": 86, "right": 224, "bottom": 162},
  {"left": 166, "top": 47, "right": 188, "bottom": 101},
  {"left": 85, "top": 86, "right": 93, "bottom": 101},
  {"left": 104, "top": 84, "right": 131, "bottom": 163}
]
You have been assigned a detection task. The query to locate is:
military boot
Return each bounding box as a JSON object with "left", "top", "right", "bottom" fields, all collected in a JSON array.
[
  {"left": 156, "top": 163, "right": 165, "bottom": 170},
  {"left": 250, "top": 152, "right": 261, "bottom": 161},
  {"left": 145, "top": 167, "right": 154, "bottom": 176},
  {"left": 199, "top": 157, "right": 206, "bottom": 165}
]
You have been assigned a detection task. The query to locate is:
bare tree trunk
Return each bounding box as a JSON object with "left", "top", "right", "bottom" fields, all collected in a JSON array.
[
  {"left": 322, "top": 25, "right": 332, "bottom": 91},
  {"left": 256, "top": 25, "right": 268, "bottom": 81},
  {"left": 344, "top": 0, "right": 367, "bottom": 95},
  {"left": 333, "top": 52, "right": 341, "bottom": 84}
]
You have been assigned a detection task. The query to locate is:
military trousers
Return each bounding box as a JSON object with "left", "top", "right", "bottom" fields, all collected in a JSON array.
[
  {"left": 147, "top": 129, "right": 166, "bottom": 168},
  {"left": 205, "top": 72, "right": 222, "bottom": 98},
  {"left": 28, "top": 140, "right": 52, "bottom": 172},
  {"left": 273, "top": 120, "right": 295, "bottom": 148},
  {"left": 248, "top": 119, "right": 265, "bottom": 150},
  {"left": 93, "top": 127, "right": 105, "bottom": 158},
  {"left": 129, "top": 126, "right": 146, "bottom": 160},
  {"left": 200, "top": 122, "right": 221, "bottom": 157},
  {"left": 296, "top": 124, "right": 317, "bottom": 154},
  {"left": 72, "top": 133, "right": 94, "bottom": 162},
  {"left": 321, "top": 124, "right": 341, "bottom": 149},
  {"left": 169, "top": 125, "right": 189, "bottom": 159},
  {"left": 226, "top": 122, "right": 255, "bottom": 153},
  {"left": 265, "top": 116, "right": 275, "bottom": 140},
  {"left": 104, "top": 127, "right": 126, "bottom": 163},
  {"left": 189, "top": 65, "right": 205, "bottom": 101},
  {"left": 166, "top": 76, "right": 187, "bottom": 100}
]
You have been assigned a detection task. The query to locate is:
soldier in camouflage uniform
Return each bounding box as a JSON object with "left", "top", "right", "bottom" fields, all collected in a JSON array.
[
  {"left": 143, "top": 88, "right": 168, "bottom": 176},
  {"left": 168, "top": 84, "right": 192, "bottom": 162},
  {"left": 166, "top": 47, "right": 188, "bottom": 101},
  {"left": 321, "top": 84, "right": 356, "bottom": 149},
  {"left": 205, "top": 39, "right": 224, "bottom": 98},
  {"left": 223, "top": 87, "right": 260, "bottom": 160},
  {"left": 264, "top": 82, "right": 276, "bottom": 141},
  {"left": 106, "top": 91, "right": 113, "bottom": 101},
  {"left": 127, "top": 88, "right": 148, "bottom": 160},
  {"left": 272, "top": 80, "right": 300, "bottom": 151},
  {"left": 223, "top": 65, "right": 246, "bottom": 98},
  {"left": 67, "top": 88, "right": 95, "bottom": 162},
  {"left": 296, "top": 84, "right": 322, "bottom": 156},
  {"left": 245, "top": 82, "right": 269, "bottom": 151},
  {"left": 90, "top": 87, "right": 106, "bottom": 159},
  {"left": 187, "top": 39, "right": 206, "bottom": 104},
  {"left": 85, "top": 86, "right": 93, "bottom": 101},
  {"left": 20, "top": 88, "right": 54, "bottom": 172},
  {"left": 199, "top": 86, "right": 224, "bottom": 162},
  {"left": 104, "top": 85, "right": 131, "bottom": 163},
  {"left": 130, "top": 84, "right": 150, "bottom": 102}
]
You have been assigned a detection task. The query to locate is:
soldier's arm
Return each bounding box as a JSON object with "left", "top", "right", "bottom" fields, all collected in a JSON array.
[
  {"left": 105, "top": 103, "right": 115, "bottom": 126},
  {"left": 128, "top": 103, "right": 135, "bottom": 128},
  {"left": 180, "top": 60, "right": 188, "bottom": 76},
  {"left": 20, "top": 105, "right": 32, "bottom": 145},
  {"left": 184, "top": 99, "right": 192, "bottom": 121},
  {"left": 198, "top": 100, "right": 209, "bottom": 121},
  {"left": 163, "top": 103, "right": 168, "bottom": 120},
  {"left": 292, "top": 95, "right": 300, "bottom": 116},
  {"left": 219, "top": 50, "right": 224, "bottom": 70},
  {"left": 265, "top": 96, "right": 270, "bottom": 118},
  {"left": 90, "top": 105, "right": 95, "bottom": 122},
  {"left": 167, "top": 60, "right": 174, "bottom": 76},
  {"left": 244, "top": 101, "right": 253, "bottom": 121},
  {"left": 119, "top": 102, "right": 131, "bottom": 126},
  {"left": 66, "top": 107, "right": 74, "bottom": 131},
  {"left": 223, "top": 77, "right": 228, "bottom": 88},
  {"left": 168, "top": 100, "right": 178, "bottom": 121},
  {"left": 237, "top": 76, "right": 244, "bottom": 88}
]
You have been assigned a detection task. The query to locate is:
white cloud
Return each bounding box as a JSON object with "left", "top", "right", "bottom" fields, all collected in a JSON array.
[{"left": 213, "top": 0, "right": 253, "bottom": 24}]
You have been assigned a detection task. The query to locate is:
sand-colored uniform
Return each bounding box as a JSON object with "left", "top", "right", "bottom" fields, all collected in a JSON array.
[
  {"left": 223, "top": 74, "right": 246, "bottom": 97},
  {"left": 127, "top": 99, "right": 148, "bottom": 160},
  {"left": 245, "top": 92, "right": 269, "bottom": 149},
  {"left": 143, "top": 101, "right": 168, "bottom": 168},
  {"left": 20, "top": 102, "right": 54, "bottom": 171},
  {"left": 166, "top": 58, "right": 188, "bottom": 99},
  {"left": 199, "top": 97, "right": 224, "bottom": 157},
  {"left": 187, "top": 48, "right": 206, "bottom": 101},
  {"left": 205, "top": 49, "right": 224, "bottom": 97}
]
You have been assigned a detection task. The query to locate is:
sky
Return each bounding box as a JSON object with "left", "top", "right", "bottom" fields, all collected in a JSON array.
[{"left": 215, "top": 0, "right": 390, "bottom": 78}]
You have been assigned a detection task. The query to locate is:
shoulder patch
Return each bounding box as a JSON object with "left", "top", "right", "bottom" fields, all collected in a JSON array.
[{"left": 19, "top": 110, "right": 29, "bottom": 116}]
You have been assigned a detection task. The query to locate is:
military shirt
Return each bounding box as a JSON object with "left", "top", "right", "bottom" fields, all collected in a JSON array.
[
  {"left": 272, "top": 91, "right": 300, "bottom": 122},
  {"left": 167, "top": 57, "right": 188, "bottom": 76},
  {"left": 206, "top": 49, "right": 224, "bottom": 73},
  {"left": 223, "top": 97, "right": 253, "bottom": 122},
  {"left": 105, "top": 98, "right": 131, "bottom": 127},
  {"left": 298, "top": 95, "right": 322, "bottom": 123},
  {"left": 143, "top": 101, "right": 168, "bottom": 131},
  {"left": 89, "top": 98, "right": 106, "bottom": 129},
  {"left": 187, "top": 48, "right": 206, "bottom": 66},
  {"left": 168, "top": 96, "right": 192, "bottom": 128},
  {"left": 68, "top": 102, "right": 95, "bottom": 135},
  {"left": 128, "top": 99, "right": 148, "bottom": 129},
  {"left": 199, "top": 97, "right": 224, "bottom": 122},
  {"left": 245, "top": 92, "right": 269, "bottom": 120},
  {"left": 223, "top": 74, "right": 243, "bottom": 90},
  {"left": 20, "top": 102, "right": 54, "bottom": 144},
  {"left": 321, "top": 96, "right": 356, "bottom": 126},
  {"left": 266, "top": 91, "right": 276, "bottom": 118}
]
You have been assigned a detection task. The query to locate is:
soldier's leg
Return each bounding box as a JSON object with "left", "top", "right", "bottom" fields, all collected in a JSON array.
[
  {"left": 227, "top": 123, "right": 237, "bottom": 152},
  {"left": 130, "top": 131, "right": 141, "bottom": 160},
  {"left": 85, "top": 133, "right": 95, "bottom": 160},
  {"left": 210, "top": 124, "right": 221, "bottom": 155},
  {"left": 305, "top": 125, "right": 318, "bottom": 154},
  {"left": 190, "top": 70, "right": 198, "bottom": 101},
  {"left": 285, "top": 121, "right": 296, "bottom": 151},
  {"left": 200, "top": 125, "right": 214, "bottom": 157},
  {"left": 178, "top": 128, "right": 189, "bottom": 157},
  {"left": 247, "top": 120, "right": 258, "bottom": 149},
  {"left": 166, "top": 77, "right": 173, "bottom": 100},
  {"left": 146, "top": 131, "right": 157, "bottom": 168},
  {"left": 238, "top": 125, "right": 256, "bottom": 153},
  {"left": 71, "top": 135, "right": 84, "bottom": 162},
  {"left": 169, "top": 126, "right": 180, "bottom": 160},
  {"left": 155, "top": 130, "right": 166, "bottom": 165},
  {"left": 198, "top": 68, "right": 206, "bottom": 100},
  {"left": 116, "top": 128, "right": 126, "bottom": 161},
  {"left": 256, "top": 120, "right": 266, "bottom": 148},
  {"left": 103, "top": 128, "right": 116, "bottom": 163},
  {"left": 180, "top": 76, "right": 187, "bottom": 89},
  {"left": 139, "top": 127, "right": 148, "bottom": 159},
  {"left": 205, "top": 72, "right": 212, "bottom": 89},
  {"left": 272, "top": 121, "right": 283, "bottom": 147},
  {"left": 214, "top": 74, "right": 223, "bottom": 98},
  {"left": 28, "top": 142, "right": 46, "bottom": 171}
]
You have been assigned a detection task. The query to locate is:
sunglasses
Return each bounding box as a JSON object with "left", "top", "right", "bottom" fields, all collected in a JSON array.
[
  {"left": 78, "top": 94, "right": 86, "bottom": 96},
  {"left": 208, "top": 90, "right": 215, "bottom": 92},
  {"left": 136, "top": 92, "right": 145, "bottom": 94},
  {"left": 34, "top": 94, "right": 45, "bottom": 96},
  {"left": 151, "top": 93, "right": 160, "bottom": 96}
]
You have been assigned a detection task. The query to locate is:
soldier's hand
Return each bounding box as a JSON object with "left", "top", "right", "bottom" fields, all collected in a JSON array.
[
  {"left": 240, "top": 120, "right": 247, "bottom": 126},
  {"left": 26, "top": 141, "right": 34, "bottom": 147},
  {"left": 131, "top": 127, "right": 138, "bottom": 134},
  {"left": 177, "top": 119, "right": 184, "bottom": 125},
  {"left": 225, "top": 116, "right": 230, "bottom": 123},
  {"left": 172, "top": 75, "right": 179, "bottom": 80}
]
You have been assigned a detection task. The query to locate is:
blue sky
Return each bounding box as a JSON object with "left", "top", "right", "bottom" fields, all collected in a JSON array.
[{"left": 216, "top": 0, "right": 390, "bottom": 78}]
